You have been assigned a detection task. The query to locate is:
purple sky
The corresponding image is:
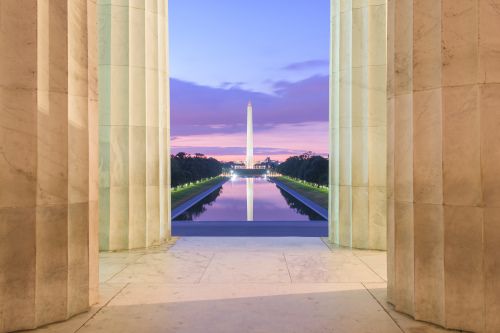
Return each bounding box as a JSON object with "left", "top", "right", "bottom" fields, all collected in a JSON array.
[{"left": 169, "top": 0, "right": 330, "bottom": 162}]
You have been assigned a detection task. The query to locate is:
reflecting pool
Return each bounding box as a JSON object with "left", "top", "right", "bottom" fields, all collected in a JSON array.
[{"left": 174, "top": 177, "right": 326, "bottom": 221}]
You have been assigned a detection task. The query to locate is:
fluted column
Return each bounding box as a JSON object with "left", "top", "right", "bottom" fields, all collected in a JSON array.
[
  {"left": 0, "top": 1, "right": 98, "bottom": 332},
  {"left": 329, "top": 0, "right": 387, "bottom": 250},
  {"left": 387, "top": 1, "right": 500, "bottom": 332},
  {"left": 98, "top": 0, "right": 170, "bottom": 251}
]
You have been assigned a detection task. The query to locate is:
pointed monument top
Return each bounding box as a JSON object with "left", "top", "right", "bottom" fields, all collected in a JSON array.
[{"left": 247, "top": 100, "right": 252, "bottom": 107}]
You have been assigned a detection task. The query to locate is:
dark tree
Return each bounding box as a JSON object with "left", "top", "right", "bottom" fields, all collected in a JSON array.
[
  {"left": 276, "top": 152, "right": 328, "bottom": 186},
  {"left": 171, "top": 152, "right": 223, "bottom": 187}
]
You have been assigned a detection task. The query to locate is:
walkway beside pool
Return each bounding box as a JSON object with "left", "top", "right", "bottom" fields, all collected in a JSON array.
[{"left": 26, "top": 237, "right": 458, "bottom": 333}]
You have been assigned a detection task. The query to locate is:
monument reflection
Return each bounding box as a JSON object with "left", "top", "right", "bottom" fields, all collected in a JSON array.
[
  {"left": 246, "top": 177, "right": 254, "bottom": 221},
  {"left": 174, "top": 177, "right": 325, "bottom": 221}
]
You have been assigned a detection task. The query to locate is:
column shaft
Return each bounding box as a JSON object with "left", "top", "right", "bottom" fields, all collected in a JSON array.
[
  {"left": 329, "top": 0, "right": 387, "bottom": 250},
  {"left": 98, "top": 0, "right": 170, "bottom": 251},
  {"left": 0, "top": 1, "right": 98, "bottom": 331},
  {"left": 387, "top": 1, "right": 500, "bottom": 331}
]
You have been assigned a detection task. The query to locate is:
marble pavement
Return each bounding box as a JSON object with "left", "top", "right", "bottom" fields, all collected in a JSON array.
[{"left": 25, "top": 237, "right": 460, "bottom": 333}]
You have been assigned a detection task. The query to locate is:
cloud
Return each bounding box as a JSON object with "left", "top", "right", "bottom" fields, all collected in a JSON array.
[
  {"left": 170, "top": 74, "right": 329, "bottom": 161},
  {"left": 208, "top": 124, "right": 232, "bottom": 130},
  {"left": 171, "top": 146, "right": 304, "bottom": 156},
  {"left": 171, "top": 121, "right": 329, "bottom": 162},
  {"left": 282, "top": 59, "right": 329, "bottom": 71},
  {"left": 219, "top": 81, "right": 246, "bottom": 89},
  {"left": 170, "top": 75, "right": 328, "bottom": 137}
]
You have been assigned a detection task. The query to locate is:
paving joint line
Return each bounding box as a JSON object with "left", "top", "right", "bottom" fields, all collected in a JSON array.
[
  {"left": 103, "top": 251, "right": 148, "bottom": 283},
  {"left": 196, "top": 252, "right": 216, "bottom": 284},
  {"left": 282, "top": 253, "right": 294, "bottom": 284},
  {"left": 74, "top": 282, "right": 130, "bottom": 333},
  {"left": 352, "top": 252, "right": 387, "bottom": 282},
  {"left": 361, "top": 282, "right": 405, "bottom": 333},
  {"left": 102, "top": 240, "right": 177, "bottom": 283}
]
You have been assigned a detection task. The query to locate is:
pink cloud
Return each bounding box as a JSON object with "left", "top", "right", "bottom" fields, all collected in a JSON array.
[
  {"left": 172, "top": 121, "right": 328, "bottom": 162},
  {"left": 171, "top": 75, "right": 329, "bottom": 136}
]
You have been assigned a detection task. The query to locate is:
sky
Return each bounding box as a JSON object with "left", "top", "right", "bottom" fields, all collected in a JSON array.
[{"left": 169, "top": 0, "right": 330, "bottom": 162}]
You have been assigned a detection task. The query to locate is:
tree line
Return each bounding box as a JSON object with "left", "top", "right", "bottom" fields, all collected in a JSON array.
[
  {"left": 276, "top": 152, "right": 328, "bottom": 186},
  {"left": 171, "top": 152, "right": 223, "bottom": 187}
]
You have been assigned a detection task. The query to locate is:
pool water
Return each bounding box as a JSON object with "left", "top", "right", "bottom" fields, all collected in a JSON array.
[{"left": 174, "top": 177, "right": 325, "bottom": 221}]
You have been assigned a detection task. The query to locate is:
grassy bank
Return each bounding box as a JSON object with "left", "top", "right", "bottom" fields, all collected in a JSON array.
[
  {"left": 171, "top": 176, "right": 227, "bottom": 209},
  {"left": 273, "top": 176, "right": 328, "bottom": 209}
]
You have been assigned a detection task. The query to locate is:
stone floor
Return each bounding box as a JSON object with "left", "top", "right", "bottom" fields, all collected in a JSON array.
[{"left": 27, "top": 237, "right": 459, "bottom": 333}]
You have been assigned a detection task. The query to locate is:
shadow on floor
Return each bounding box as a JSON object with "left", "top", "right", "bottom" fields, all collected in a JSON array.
[{"left": 77, "top": 288, "right": 402, "bottom": 333}]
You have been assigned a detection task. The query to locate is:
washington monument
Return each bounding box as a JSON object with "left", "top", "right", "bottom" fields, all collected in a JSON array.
[{"left": 246, "top": 101, "right": 254, "bottom": 168}]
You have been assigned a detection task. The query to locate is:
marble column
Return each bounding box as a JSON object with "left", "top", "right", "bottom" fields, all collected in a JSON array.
[
  {"left": 0, "top": 1, "right": 99, "bottom": 332},
  {"left": 98, "top": 0, "right": 170, "bottom": 251},
  {"left": 387, "top": 1, "right": 500, "bottom": 332},
  {"left": 329, "top": 0, "right": 387, "bottom": 250}
]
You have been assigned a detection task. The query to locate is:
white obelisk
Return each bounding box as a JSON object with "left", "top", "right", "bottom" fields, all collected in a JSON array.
[{"left": 246, "top": 101, "right": 254, "bottom": 168}]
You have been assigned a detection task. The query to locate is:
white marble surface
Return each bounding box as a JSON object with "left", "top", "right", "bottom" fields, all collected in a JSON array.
[
  {"left": 98, "top": 0, "right": 170, "bottom": 251},
  {"left": 330, "top": 0, "right": 387, "bottom": 250},
  {"left": 387, "top": 1, "right": 500, "bottom": 331},
  {"left": 0, "top": 2, "right": 98, "bottom": 331},
  {"left": 25, "top": 237, "right": 460, "bottom": 333}
]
